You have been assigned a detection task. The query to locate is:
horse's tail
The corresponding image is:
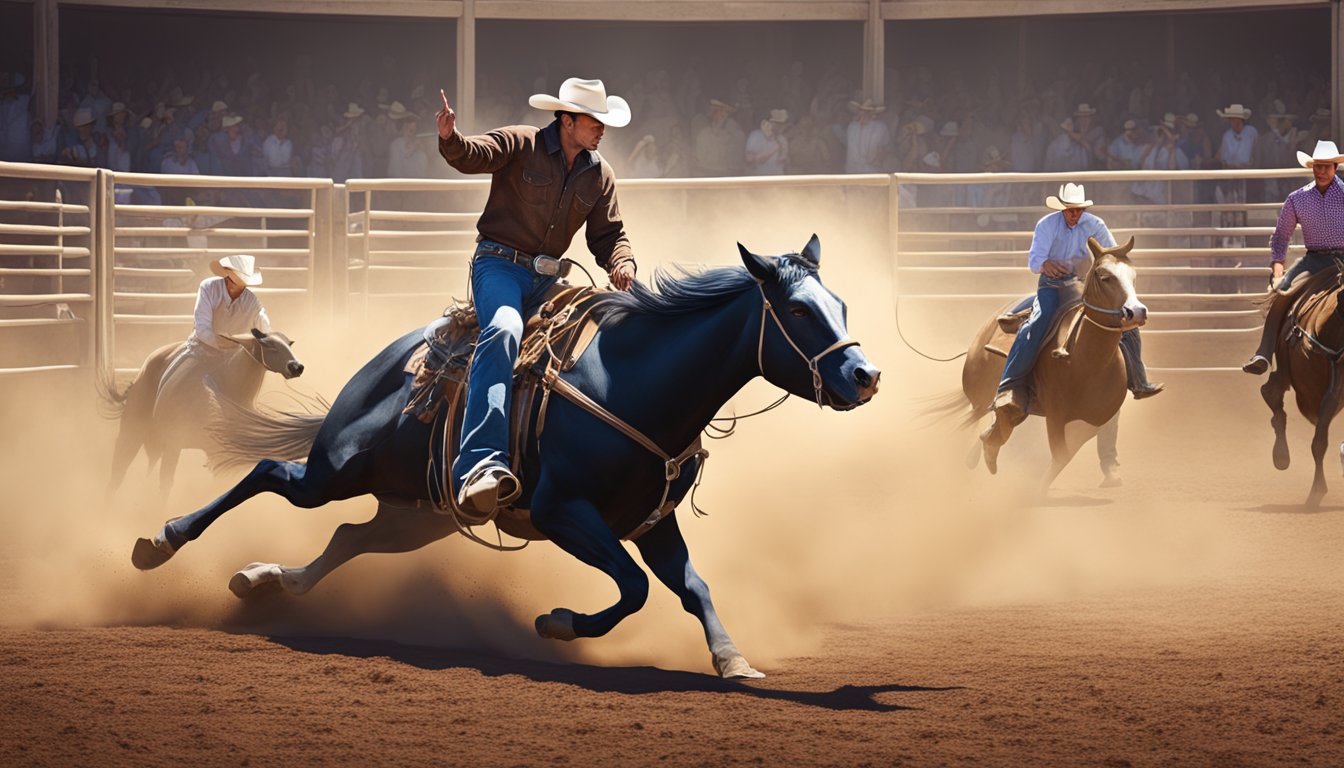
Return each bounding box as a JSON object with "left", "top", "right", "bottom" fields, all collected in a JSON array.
[
  {"left": 918, "top": 389, "right": 983, "bottom": 431},
  {"left": 94, "top": 367, "right": 132, "bottom": 420},
  {"left": 207, "top": 393, "right": 330, "bottom": 471}
]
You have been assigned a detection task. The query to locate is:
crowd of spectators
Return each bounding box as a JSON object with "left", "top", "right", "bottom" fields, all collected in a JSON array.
[{"left": 0, "top": 49, "right": 1330, "bottom": 191}]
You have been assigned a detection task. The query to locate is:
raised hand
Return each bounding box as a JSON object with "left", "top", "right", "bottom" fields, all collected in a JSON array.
[{"left": 436, "top": 88, "right": 456, "bottom": 139}]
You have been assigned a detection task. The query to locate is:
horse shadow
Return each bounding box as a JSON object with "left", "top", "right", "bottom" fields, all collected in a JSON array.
[
  {"left": 266, "top": 635, "right": 959, "bottom": 712},
  {"left": 1035, "top": 494, "right": 1114, "bottom": 508},
  {"left": 1240, "top": 503, "right": 1343, "bottom": 515}
]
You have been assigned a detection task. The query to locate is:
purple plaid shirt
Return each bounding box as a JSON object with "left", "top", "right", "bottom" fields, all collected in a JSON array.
[{"left": 1270, "top": 177, "right": 1344, "bottom": 263}]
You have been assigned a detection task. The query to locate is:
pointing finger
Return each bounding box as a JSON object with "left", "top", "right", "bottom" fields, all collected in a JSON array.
[{"left": 440, "top": 88, "right": 451, "bottom": 111}]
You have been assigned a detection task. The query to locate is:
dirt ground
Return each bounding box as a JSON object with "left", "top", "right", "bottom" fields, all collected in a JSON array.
[{"left": 2, "top": 319, "right": 1342, "bottom": 766}]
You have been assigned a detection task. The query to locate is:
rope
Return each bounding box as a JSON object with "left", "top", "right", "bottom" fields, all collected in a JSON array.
[{"left": 892, "top": 292, "right": 967, "bottom": 362}]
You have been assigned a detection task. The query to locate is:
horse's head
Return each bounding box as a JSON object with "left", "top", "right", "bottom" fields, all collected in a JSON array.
[
  {"left": 1084, "top": 236, "right": 1147, "bottom": 331},
  {"left": 223, "top": 328, "right": 305, "bottom": 379},
  {"left": 738, "top": 235, "right": 880, "bottom": 410}
]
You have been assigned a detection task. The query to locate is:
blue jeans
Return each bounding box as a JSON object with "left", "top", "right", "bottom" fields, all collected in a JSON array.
[
  {"left": 432, "top": 241, "right": 557, "bottom": 489},
  {"left": 999, "top": 275, "right": 1070, "bottom": 391},
  {"left": 1276, "top": 250, "right": 1339, "bottom": 291}
]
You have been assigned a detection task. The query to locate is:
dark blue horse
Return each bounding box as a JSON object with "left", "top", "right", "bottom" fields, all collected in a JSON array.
[{"left": 131, "top": 236, "right": 880, "bottom": 678}]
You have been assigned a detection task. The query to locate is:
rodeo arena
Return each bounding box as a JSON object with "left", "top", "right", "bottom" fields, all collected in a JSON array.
[{"left": 3, "top": 0, "right": 1344, "bottom": 764}]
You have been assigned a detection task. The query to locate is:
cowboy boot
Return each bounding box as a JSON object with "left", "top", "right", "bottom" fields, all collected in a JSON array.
[
  {"left": 1120, "top": 330, "right": 1164, "bottom": 399},
  {"left": 991, "top": 383, "right": 1029, "bottom": 428},
  {"left": 455, "top": 461, "right": 522, "bottom": 525},
  {"left": 1243, "top": 291, "right": 1295, "bottom": 375}
]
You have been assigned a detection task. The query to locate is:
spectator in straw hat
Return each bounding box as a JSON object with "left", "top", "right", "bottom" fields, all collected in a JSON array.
[
  {"left": 1106, "top": 119, "right": 1145, "bottom": 170},
  {"left": 386, "top": 102, "right": 427, "bottom": 178},
  {"left": 331, "top": 102, "right": 365, "bottom": 182},
  {"left": 745, "top": 108, "right": 789, "bottom": 175},
  {"left": 1243, "top": 140, "right": 1344, "bottom": 375},
  {"left": 208, "top": 114, "right": 256, "bottom": 177},
  {"left": 692, "top": 98, "right": 745, "bottom": 176},
  {"left": 993, "top": 182, "right": 1163, "bottom": 427},
  {"left": 59, "top": 109, "right": 99, "bottom": 167},
  {"left": 422, "top": 77, "right": 638, "bottom": 519},
  {"left": 1214, "top": 102, "right": 1257, "bottom": 249},
  {"left": 843, "top": 98, "right": 890, "bottom": 174},
  {"left": 1256, "top": 98, "right": 1301, "bottom": 200}
]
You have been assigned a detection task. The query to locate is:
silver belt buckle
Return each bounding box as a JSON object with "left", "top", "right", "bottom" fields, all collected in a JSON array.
[{"left": 532, "top": 254, "right": 569, "bottom": 277}]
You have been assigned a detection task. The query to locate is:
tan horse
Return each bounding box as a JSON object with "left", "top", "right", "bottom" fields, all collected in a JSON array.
[
  {"left": 960, "top": 237, "right": 1146, "bottom": 489},
  {"left": 1257, "top": 263, "right": 1344, "bottom": 506}
]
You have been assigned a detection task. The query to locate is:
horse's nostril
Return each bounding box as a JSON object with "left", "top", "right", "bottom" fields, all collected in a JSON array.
[
  {"left": 290, "top": 363, "right": 305, "bottom": 376},
  {"left": 855, "top": 369, "right": 872, "bottom": 387}
]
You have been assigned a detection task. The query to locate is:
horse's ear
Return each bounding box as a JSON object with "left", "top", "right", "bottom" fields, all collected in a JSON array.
[
  {"left": 800, "top": 234, "right": 821, "bottom": 268},
  {"left": 1087, "top": 236, "right": 1105, "bottom": 259},
  {"left": 738, "top": 242, "right": 776, "bottom": 282},
  {"left": 251, "top": 327, "right": 265, "bottom": 339},
  {"left": 1116, "top": 236, "right": 1136, "bottom": 259}
]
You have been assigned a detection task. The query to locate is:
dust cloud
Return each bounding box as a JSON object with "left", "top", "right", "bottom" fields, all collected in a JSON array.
[{"left": 0, "top": 185, "right": 1275, "bottom": 676}]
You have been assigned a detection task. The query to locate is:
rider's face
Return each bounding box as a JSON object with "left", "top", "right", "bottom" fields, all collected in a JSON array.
[
  {"left": 1312, "top": 161, "right": 1337, "bottom": 188},
  {"left": 1062, "top": 207, "right": 1085, "bottom": 227},
  {"left": 565, "top": 114, "right": 605, "bottom": 151}
]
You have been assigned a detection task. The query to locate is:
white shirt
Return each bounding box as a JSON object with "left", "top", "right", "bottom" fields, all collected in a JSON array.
[
  {"left": 262, "top": 134, "right": 294, "bottom": 175},
  {"left": 744, "top": 129, "right": 786, "bottom": 175},
  {"left": 190, "top": 276, "right": 271, "bottom": 350},
  {"left": 1218, "top": 124, "right": 1258, "bottom": 167},
  {"left": 844, "top": 119, "right": 891, "bottom": 174},
  {"left": 387, "top": 135, "right": 427, "bottom": 178}
]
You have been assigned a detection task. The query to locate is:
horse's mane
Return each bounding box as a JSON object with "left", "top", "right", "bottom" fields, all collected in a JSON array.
[{"left": 589, "top": 255, "right": 814, "bottom": 326}]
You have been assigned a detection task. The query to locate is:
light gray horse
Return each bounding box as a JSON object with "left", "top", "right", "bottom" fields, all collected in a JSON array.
[{"left": 98, "top": 329, "right": 304, "bottom": 494}]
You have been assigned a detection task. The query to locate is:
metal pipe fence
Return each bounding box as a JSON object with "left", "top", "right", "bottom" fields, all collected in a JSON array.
[{"left": 0, "top": 160, "right": 1317, "bottom": 381}]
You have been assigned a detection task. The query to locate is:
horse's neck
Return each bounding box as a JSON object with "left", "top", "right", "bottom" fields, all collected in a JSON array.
[
  {"left": 597, "top": 290, "right": 762, "bottom": 452},
  {"left": 212, "top": 344, "right": 266, "bottom": 404},
  {"left": 1067, "top": 307, "right": 1124, "bottom": 371}
]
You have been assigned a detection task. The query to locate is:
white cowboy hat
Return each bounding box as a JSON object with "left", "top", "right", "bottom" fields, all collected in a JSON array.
[
  {"left": 1045, "top": 182, "right": 1094, "bottom": 210},
  {"left": 1266, "top": 99, "right": 1294, "bottom": 120},
  {"left": 210, "top": 254, "right": 263, "bottom": 286},
  {"left": 387, "top": 101, "right": 417, "bottom": 121},
  {"left": 708, "top": 98, "right": 736, "bottom": 112},
  {"left": 1297, "top": 140, "right": 1344, "bottom": 168},
  {"left": 528, "top": 77, "right": 631, "bottom": 127},
  {"left": 1216, "top": 103, "right": 1252, "bottom": 120},
  {"left": 211, "top": 100, "right": 228, "bottom": 113},
  {"left": 343, "top": 103, "right": 365, "bottom": 119},
  {"left": 848, "top": 98, "right": 886, "bottom": 114},
  {"left": 221, "top": 115, "right": 243, "bottom": 128},
  {"left": 1310, "top": 107, "right": 1332, "bottom": 122},
  {"left": 1073, "top": 103, "right": 1097, "bottom": 117},
  {"left": 766, "top": 108, "right": 789, "bottom": 124},
  {"left": 939, "top": 121, "right": 959, "bottom": 137},
  {"left": 72, "top": 109, "right": 95, "bottom": 128},
  {"left": 110, "top": 102, "right": 127, "bottom": 115},
  {"left": 922, "top": 151, "right": 941, "bottom": 168}
]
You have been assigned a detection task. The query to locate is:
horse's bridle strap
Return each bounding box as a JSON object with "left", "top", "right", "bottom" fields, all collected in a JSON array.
[{"left": 755, "top": 282, "right": 859, "bottom": 405}]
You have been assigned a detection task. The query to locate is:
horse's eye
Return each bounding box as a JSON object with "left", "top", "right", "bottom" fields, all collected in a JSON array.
[
  {"left": 1098, "top": 273, "right": 1112, "bottom": 281},
  {"left": 790, "top": 305, "right": 810, "bottom": 318}
]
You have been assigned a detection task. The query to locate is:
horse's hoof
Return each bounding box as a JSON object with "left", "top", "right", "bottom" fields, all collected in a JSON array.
[
  {"left": 535, "top": 608, "right": 578, "bottom": 641},
  {"left": 131, "top": 536, "right": 174, "bottom": 570},
  {"left": 1100, "top": 472, "right": 1123, "bottom": 488},
  {"left": 229, "top": 563, "right": 283, "bottom": 599},
  {"left": 1273, "top": 442, "right": 1291, "bottom": 471},
  {"left": 714, "top": 654, "right": 765, "bottom": 679}
]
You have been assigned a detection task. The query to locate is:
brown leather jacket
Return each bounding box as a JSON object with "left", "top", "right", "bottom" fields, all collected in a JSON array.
[{"left": 438, "top": 120, "right": 635, "bottom": 271}]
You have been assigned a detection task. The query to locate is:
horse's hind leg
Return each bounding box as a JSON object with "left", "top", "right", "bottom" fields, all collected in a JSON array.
[
  {"left": 106, "top": 424, "right": 143, "bottom": 495},
  {"left": 633, "top": 512, "right": 763, "bottom": 679},
  {"left": 132, "top": 459, "right": 325, "bottom": 570},
  {"left": 1306, "top": 389, "right": 1341, "bottom": 507},
  {"left": 1262, "top": 369, "right": 1291, "bottom": 470},
  {"left": 979, "top": 414, "right": 1016, "bottom": 475},
  {"left": 158, "top": 448, "right": 180, "bottom": 497},
  {"left": 230, "top": 497, "right": 457, "bottom": 598}
]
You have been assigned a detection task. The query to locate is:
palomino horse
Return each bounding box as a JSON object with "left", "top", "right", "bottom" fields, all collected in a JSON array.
[
  {"left": 1258, "top": 261, "right": 1344, "bottom": 506},
  {"left": 99, "top": 329, "right": 304, "bottom": 494},
  {"left": 960, "top": 237, "right": 1146, "bottom": 489},
  {"left": 130, "top": 237, "right": 880, "bottom": 679}
]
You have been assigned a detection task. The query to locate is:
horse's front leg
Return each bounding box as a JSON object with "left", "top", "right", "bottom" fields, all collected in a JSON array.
[
  {"left": 633, "top": 512, "right": 763, "bottom": 679},
  {"left": 1262, "top": 368, "right": 1291, "bottom": 470},
  {"left": 978, "top": 413, "right": 1016, "bottom": 475},
  {"left": 529, "top": 479, "right": 648, "bottom": 641},
  {"left": 1041, "top": 416, "right": 1099, "bottom": 494},
  {"left": 1306, "top": 384, "right": 1341, "bottom": 507}
]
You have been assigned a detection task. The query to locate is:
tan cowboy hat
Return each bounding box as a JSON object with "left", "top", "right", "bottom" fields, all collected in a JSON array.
[
  {"left": 343, "top": 102, "right": 365, "bottom": 119},
  {"left": 1073, "top": 103, "right": 1097, "bottom": 117},
  {"left": 1161, "top": 112, "right": 1177, "bottom": 130},
  {"left": 387, "top": 101, "right": 417, "bottom": 121},
  {"left": 72, "top": 109, "right": 95, "bottom": 128},
  {"left": 1181, "top": 112, "right": 1200, "bottom": 127},
  {"left": 1266, "top": 99, "right": 1295, "bottom": 120},
  {"left": 1297, "top": 140, "right": 1344, "bottom": 168},
  {"left": 766, "top": 108, "right": 789, "bottom": 124},
  {"left": 528, "top": 77, "right": 631, "bottom": 127},
  {"left": 211, "top": 100, "right": 228, "bottom": 113},
  {"left": 708, "top": 98, "right": 736, "bottom": 112},
  {"left": 210, "top": 254, "right": 263, "bottom": 286},
  {"left": 221, "top": 115, "right": 243, "bottom": 128},
  {"left": 1045, "top": 182, "right": 1094, "bottom": 210},
  {"left": 848, "top": 98, "right": 886, "bottom": 114},
  {"left": 921, "top": 151, "right": 941, "bottom": 169},
  {"left": 1216, "top": 103, "right": 1252, "bottom": 120},
  {"left": 1310, "top": 107, "right": 1332, "bottom": 123}
]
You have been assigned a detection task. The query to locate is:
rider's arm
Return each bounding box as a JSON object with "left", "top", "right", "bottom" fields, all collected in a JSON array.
[
  {"left": 193, "top": 279, "right": 222, "bottom": 349},
  {"left": 1026, "top": 216, "right": 1052, "bottom": 274},
  {"left": 585, "top": 172, "right": 634, "bottom": 273},
  {"left": 249, "top": 293, "right": 272, "bottom": 335},
  {"left": 438, "top": 126, "right": 521, "bottom": 175},
  {"left": 1269, "top": 195, "right": 1299, "bottom": 266}
]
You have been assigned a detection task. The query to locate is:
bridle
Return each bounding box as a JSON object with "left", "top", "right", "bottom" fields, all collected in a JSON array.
[
  {"left": 1080, "top": 264, "right": 1141, "bottom": 332},
  {"left": 754, "top": 278, "right": 860, "bottom": 407}
]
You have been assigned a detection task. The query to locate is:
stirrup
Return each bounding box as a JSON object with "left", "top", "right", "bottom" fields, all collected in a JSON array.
[
  {"left": 992, "top": 387, "right": 1028, "bottom": 427},
  {"left": 1242, "top": 355, "right": 1270, "bottom": 375},
  {"left": 453, "top": 463, "right": 521, "bottom": 525},
  {"left": 1132, "top": 382, "right": 1165, "bottom": 400}
]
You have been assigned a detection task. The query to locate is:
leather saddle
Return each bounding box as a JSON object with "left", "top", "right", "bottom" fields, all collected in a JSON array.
[{"left": 983, "top": 279, "right": 1087, "bottom": 361}]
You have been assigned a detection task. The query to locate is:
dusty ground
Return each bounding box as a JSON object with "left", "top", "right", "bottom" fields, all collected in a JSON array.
[{"left": 1, "top": 328, "right": 1342, "bottom": 766}]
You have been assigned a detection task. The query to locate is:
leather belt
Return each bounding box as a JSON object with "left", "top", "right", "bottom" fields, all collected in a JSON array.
[{"left": 477, "top": 241, "right": 569, "bottom": 277}]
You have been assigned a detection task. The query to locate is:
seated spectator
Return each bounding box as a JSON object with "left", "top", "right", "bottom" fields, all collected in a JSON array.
[
  {"left": 386, "top": 102, "right": 426, "bottom": 178},
  {"left": 744, "top": 109, "right": 789, "bottom": 175},
  {"left": 262, "top": 117, "right": 295, "bottom": 176}
]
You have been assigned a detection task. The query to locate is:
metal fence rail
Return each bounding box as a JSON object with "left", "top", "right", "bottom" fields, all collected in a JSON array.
[{"left": 0, "top": 160, "right": 1318, "bottom": 380}]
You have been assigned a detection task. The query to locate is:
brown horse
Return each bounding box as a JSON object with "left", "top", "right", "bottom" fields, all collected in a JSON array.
[
  {"left": 1257, "top": 263, "right": 1344, "bottom": 506},
  {"left": 98, "top": 329, "right": 304, "bottom": 495},
  {"left": 960, "top": 237, "right": 1146, "bottom": 489}
]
